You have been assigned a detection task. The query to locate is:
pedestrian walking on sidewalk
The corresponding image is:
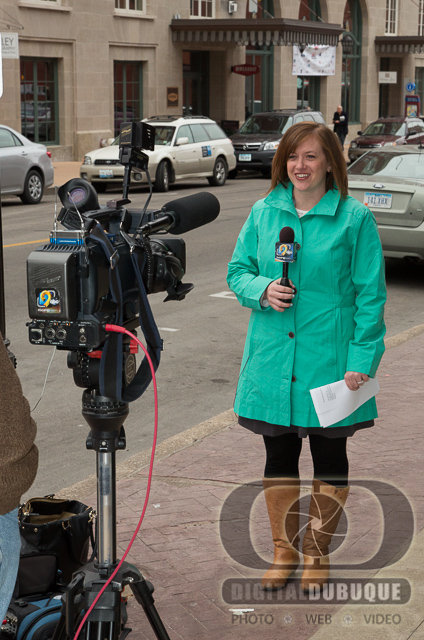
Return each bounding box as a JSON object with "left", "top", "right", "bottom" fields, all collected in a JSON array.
[
  {"left": 227, "top": 121, "right": 386, "bottom": 593},
  {"left": 0, "top": 337, "right": 38, "bottom": 620},
  {"left": 332, "top": 105, "right": 349, "bottom": 148}
]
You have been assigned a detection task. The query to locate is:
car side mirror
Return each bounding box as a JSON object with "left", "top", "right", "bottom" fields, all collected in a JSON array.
[
  {"left": 357, "top": 131, "right": 363, "bottom": 136},
  {"left": 176, "top": 137, "right": 189, "bottom": 146}
]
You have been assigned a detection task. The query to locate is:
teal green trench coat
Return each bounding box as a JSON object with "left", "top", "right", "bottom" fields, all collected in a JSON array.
[{"left": 227, "top": 183, "right": 387, "bottom": 429}]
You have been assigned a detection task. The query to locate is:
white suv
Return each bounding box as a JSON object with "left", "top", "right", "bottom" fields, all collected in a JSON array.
[{"left": 80, "top": 115, "right": 236, "bottom": 193}]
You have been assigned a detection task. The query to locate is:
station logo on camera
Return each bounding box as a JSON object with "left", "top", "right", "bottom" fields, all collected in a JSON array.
[{"left": 36, "top": 288, "right": 61, "bottom": 313}]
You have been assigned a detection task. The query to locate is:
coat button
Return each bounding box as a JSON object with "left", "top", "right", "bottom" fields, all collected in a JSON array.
[
  {"left": 292, "top": 375, "right": 296, "bottom": 382},
  {"left": 288, "top": 332, "right": 295, "bottom": 338}
]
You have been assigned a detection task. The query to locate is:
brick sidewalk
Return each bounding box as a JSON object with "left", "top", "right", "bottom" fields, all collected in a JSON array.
[{"left": 79, "top": 330, "right": 424, "bottom": 639}]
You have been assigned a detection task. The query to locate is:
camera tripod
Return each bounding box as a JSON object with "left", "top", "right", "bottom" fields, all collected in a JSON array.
[{"left": 52, "top": 388, "right": 171, "bottom": 640}]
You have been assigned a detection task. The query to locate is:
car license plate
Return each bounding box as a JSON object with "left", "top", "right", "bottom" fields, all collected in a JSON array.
[
  {"left": 238, "top": 153, "right": 252, "bottom": 162},
  {"left": 364, "top": 192, "right": 392, "bottom": 209},
  {"left": 99, "top": 169, "right": 113, "bottom": 178}
]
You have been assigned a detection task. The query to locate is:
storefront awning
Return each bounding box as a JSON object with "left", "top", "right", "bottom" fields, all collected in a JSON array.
[
  {"left": 170, "top": 18, "right": 343, "bottom": 47},
  {"left": 375, "top": 35, "right": 424, "bottom": 54}
]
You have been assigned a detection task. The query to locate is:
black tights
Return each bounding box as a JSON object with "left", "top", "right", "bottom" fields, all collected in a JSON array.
[{"left": 263, "top": 433, "right": 349, "bottom": 487}]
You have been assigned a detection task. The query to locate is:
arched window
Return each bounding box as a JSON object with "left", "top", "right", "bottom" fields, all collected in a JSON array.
[
  {"left": 245, "top": 0, "right": 274, "bottom": 116},
  {"left": 342, "top": 0, "right": 362, "bottom": 123},
  {"left": 297, "top": 0, "right": 322, "bottom": 110}
]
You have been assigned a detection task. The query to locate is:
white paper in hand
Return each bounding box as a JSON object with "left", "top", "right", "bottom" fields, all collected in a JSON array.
[{"left": 310, "top": 378, "right": 380, "bottom": 428}]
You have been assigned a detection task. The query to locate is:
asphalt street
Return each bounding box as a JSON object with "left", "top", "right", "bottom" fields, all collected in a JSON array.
[{"left": 1, "top": 173, "right": 423, "bottom": 497}]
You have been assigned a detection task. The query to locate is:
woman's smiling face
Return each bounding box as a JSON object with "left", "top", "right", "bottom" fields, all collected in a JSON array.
[{"left": 287, "top": 135, "right": 331, "bottom": 204}]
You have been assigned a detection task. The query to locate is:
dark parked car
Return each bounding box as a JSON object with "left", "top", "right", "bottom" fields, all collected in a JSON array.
[
  {"left": 230, "top": 108, "right": 326, "bottom": 177},
  {"left": 348, "top": 116, "right": 424, "bottom": 164}
]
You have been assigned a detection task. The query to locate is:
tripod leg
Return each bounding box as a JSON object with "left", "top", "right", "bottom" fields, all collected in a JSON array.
[
  {"left": 51, "top": 610, "right": 67, "bottom": 640},
  {"left": 130, "top": 579, "right": 171, "bottom": 640}
]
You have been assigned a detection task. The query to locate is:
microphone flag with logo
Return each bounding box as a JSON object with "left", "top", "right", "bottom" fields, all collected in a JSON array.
[{"left": 275, "top": 227, "right": 298, "bottom": 302}]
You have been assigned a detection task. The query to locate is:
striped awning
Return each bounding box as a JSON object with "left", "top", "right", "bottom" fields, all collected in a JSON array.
[
  {"left": 170, "top": 18, "right": 343, "bottom": 47},
  {"left": 375, "top": 35, "right": 424, "bottom": 54}
]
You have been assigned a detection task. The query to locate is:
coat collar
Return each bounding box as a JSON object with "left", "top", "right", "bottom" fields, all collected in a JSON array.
[{"left": 264, "top": 182, "right": 341, "bottom": 217}]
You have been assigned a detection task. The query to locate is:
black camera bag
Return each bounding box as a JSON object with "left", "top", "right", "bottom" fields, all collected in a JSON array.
[{"left": 17, "top": 496, "right": 95, "bottom": 590}]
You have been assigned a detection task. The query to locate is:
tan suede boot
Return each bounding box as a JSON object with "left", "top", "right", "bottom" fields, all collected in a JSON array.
[
  {"left": 301, "top": 479, "right": 349, "bottom": 593},
  {"left": 261, "top": 478, "right": 301, "bottom": 590}
]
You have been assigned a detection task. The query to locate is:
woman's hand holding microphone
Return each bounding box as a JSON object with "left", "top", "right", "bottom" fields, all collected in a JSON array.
[{"left": 263, "top": 279, "right": 296, "bottom": 312}]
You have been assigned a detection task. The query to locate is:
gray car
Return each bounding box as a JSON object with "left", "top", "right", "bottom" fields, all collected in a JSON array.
[
  {"left": 348, "top": 147, "right": 424, "bottom": 260},
  {"left": 0, "top": 125, "right": 54, "bottom": 204}
]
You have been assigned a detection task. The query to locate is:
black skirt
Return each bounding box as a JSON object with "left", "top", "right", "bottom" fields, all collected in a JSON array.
[{"left": 238, "top": 415, "right": 374, "bottom": 439}]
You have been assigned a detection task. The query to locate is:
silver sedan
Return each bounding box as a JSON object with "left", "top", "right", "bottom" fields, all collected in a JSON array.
[
  {"left": 348, "top": 147, "right": 424, "bottom": 261},
  {"left": 0, "top": 125, "right": 54, "bottom": 204}
]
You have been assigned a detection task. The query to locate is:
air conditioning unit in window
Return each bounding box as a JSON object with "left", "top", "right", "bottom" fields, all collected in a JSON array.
[{"left": 228, "top": 1, "right": 238, "bottom": 14}]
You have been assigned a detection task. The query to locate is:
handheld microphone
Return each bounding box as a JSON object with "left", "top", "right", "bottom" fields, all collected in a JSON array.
[
  {"left": 275, "top": 226, "right": 298, "bottom": 301},
  {"left": 140, "top": 192, "right": 220, "bottom": 236}
]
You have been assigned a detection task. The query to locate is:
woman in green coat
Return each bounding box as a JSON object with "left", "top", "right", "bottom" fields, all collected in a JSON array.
[{"left": 227, "top": 122, "right": 386, "bottom": 593}]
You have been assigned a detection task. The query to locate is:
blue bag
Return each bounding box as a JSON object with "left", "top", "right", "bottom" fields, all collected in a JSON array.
[{"left": 1, "top": 594, "right": 62, "bottom": 640}]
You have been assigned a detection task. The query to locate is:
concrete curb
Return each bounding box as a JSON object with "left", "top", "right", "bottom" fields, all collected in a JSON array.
[
  {"left": 56, "top": 408, "right": 236, "bottom": 500},
  {"left": 56, "top": 323, "right": 424, "bottom": 501}
]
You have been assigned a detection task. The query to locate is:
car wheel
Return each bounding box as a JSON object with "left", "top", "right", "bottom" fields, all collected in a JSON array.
[
  {"left": 155, "top": 161, "right": 170, "bottom": 192},
  {"left": 207, "top": 157, "right": 228, "bottom": 187},
  {"left": 93, "top": 182, "right": 108, "bottom": 193},
  {"left": 19, "top": 170, "right": 44, "bottom": 205},
  {"left": 228, "top": 168, "right": 238, "bottom": 179}
]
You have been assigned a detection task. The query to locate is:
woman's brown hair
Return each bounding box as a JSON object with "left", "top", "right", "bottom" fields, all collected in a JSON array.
[{"left": 269, "top": 121, "right": 348, "bottom": 197}]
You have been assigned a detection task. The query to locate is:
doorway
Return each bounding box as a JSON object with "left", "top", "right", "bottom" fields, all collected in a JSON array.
[{"left": 183, "top": 51, "right": 210, "bottom": 116}]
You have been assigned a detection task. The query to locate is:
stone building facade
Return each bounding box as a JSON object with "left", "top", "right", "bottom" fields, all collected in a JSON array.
[{"left": 1, "top": 0, "right": 424, "bottom": 160}]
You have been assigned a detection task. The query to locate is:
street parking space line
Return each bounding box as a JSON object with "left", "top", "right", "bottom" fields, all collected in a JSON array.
[
  {"left": 158, "top": 327, "right": 179, "bottom": 332},
  {"left": 4, "top": 238, "right": 49, "bottom": 248},
  {"left": 210, "top": 291, "right": 237, "bottom": 299}
]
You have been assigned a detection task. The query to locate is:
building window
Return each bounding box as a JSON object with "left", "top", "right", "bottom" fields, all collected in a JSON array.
[
  {"left": 190, "top": 0, "right": 213, "bottom": 18},
  {"left": 342, "top": 0, "right": 362, "bottom": 123},
  {"left": 299, "top": 0, "right": 321, "bottom": 21},
  {"left": 114, "top": 62, "right": 143, "bottom": 137},
  {"left": 419, "top": 0, "right": 424, "bottom": 35},
  {"left": 115, "top": 0, "right": 144, "bottom": 11},
  {"left": 385, "top": 0, "right": 398, "bottom": 35},
  {"left": 297, "top": 1, "right": 321, "bottom": 111},
  {"left": 20, "top": 58, "right": 58, "bottom": 144}
]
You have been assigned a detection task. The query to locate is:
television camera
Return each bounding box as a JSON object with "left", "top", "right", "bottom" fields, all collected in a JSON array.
[{"left": 26, "top": 121, "right": 220, "bottom": 401}]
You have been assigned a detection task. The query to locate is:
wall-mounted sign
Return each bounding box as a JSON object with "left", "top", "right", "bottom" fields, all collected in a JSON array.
[
  {"left": 1, "top": 33, "right": 19, "bottom": 59},
  {"left": 167, "top": 87, "right": 179, "bottom": 108},
  {"left": 406, "top": 82, "right": 416, "bottom": 92},
  {"left": 232, "top": 65, "right": 260, "bottom": 77},
  {"left": 378, "top": 71, "right": 397, "bottom": 84}
]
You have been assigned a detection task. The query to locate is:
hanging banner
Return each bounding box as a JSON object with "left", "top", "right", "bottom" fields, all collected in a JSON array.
[{"left": 292, "top": 45, "right": 336, "bottom": 76}]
